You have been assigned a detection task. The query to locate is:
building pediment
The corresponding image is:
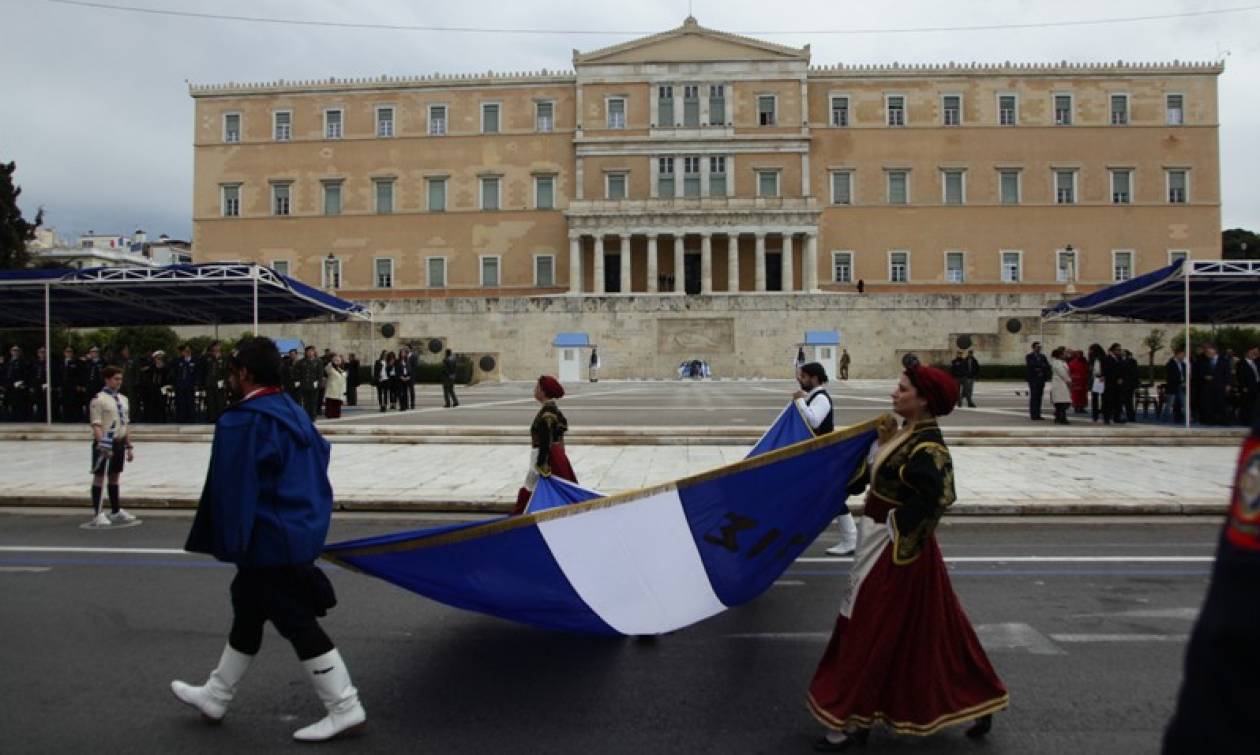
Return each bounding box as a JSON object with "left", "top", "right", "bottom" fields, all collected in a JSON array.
[{"left": 574, "top": 17, "right": 809, "bottom": 66}]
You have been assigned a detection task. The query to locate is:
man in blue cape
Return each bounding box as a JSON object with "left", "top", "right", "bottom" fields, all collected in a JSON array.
[{"left": 169, "top": 336, "right": 366, "bottom": 742}]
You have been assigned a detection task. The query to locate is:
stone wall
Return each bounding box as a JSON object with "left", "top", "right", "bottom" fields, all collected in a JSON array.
[{"left": 184, "top": 292, "right": 1185, "bottom": 380}]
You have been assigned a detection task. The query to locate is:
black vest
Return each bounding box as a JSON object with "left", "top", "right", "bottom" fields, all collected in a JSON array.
[{"left": 806, "top": 389, "right": 835, "bottom": 434}]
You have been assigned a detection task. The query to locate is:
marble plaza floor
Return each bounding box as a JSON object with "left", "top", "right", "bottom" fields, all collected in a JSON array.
[{"left": 0, "top": 438, "right": 1238, "bottom": 514}]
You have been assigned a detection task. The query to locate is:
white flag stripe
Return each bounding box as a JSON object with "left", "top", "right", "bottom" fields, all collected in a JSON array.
[
  {"left": 796, "top": 555, "right": 1213, "bottom": 564},
  {"left": 537, "top": 488, "right": 726, "bottom": 635}
]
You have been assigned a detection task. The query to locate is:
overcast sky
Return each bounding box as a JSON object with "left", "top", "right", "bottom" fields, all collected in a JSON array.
[{"left": 2, "top": 0, "right": 1257, "bottom": 242}]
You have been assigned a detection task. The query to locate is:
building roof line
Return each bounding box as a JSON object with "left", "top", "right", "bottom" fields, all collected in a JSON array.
[
  {"left": 808, "top": 60, "right": 1225, "bottom": 75},
  {"left": 189, "top": 70, "right": 577, "bottom": 96}
]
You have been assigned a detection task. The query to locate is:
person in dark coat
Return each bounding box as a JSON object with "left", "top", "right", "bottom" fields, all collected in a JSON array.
[
  {"left": 345, "top": 353, "right": 360, "bottom": 408},
  {"left": 3, "top": 344, "right": 32, "bottom": 422},
  {"left": 1102, "top": 343, "right": 1128, "bottom": 424},
  {"left": 141, "top": 351, "right": 172, "bottom": 423},
  {"left": 396, "top": 347, "right": 414, "bottom": 410},
  {"left": 1234, "top": 346, "right": 1259, "bottom": 425},
  {"left": 949, "top": 351, "right": 969, "bottom": 408},
  {"left": 54, "top": 345, "right": 82, "bottom": 423},
  {"left": 1202, "top": 343, "right": 1234, "bottom": 425},
  {"left": 295, "top": 346, "right": 323, "bottom": 422},
  {"left": 82, "top": 345, "right": 105, "bottom": 404},
  {"left": 404, "top": 346, "right": 419, "bottom": 409},
  {"left": 172, "top": 344, "right": 200, "bottom": 423},
  {"left": 441, "top": 348, "right": 459, "bottom": 408},
  {"left": 117, "top": 344, "right": 141, "bottom": 421},
  {"left": 1024, "top": 342, "right": 1050, "bottom": 421},
  {"left": 31, "top": 346, "right": 49, "bottom": 422},
  {"left": 1121, "top": 350, "right": 1141, "bottom": 422},
  {"left": 1165, "top": 348, "right": 1188, "bottom": 424},
  {"left": 1163, "top": 412, "right": 1260, "bottom": 754},
  {"left": 281, "top": 349, "right": 301, "bottom": 403},
  {"left": 1190, "top": 345, "right": 1208, "bottom": 423},
  {"left": 202, "top": 342, "right": 230, "bottom": 424},
  {"left": 171, "top": 336, "right": 366, "bottom": 742},
  {"left": 372, "top": 351, "right": 389, "bottom": 411}
]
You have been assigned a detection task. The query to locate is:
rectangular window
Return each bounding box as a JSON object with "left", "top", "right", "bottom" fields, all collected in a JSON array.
[
  {"left": 535, "top": 175, "right": 555, "bottom": 210},
  {"left": 658, "top": 85, "right": 674, "bottom": 126},
  {"left": 1166, "top": 94, "right": 1184, "bottom": 125},
  {"left": 889, "top": 251, "right": 909, "bottom": 283},
  {"left": 757, "top": 170, "right": 779, "bottom": 198},
  {"left": 683, "top": 85, "right": 700, "bottom": 127},
  {"left": 224, "top": 113, "right": 240, "bottom": 143},
  {"left": 427, "top": 178, "right": 447, "bottom": 212},
  {"left": 758, "top": 95, "right": 776, "bottom": 126},
  {"left": 481, "top": 103, "right": 500, "bottom": 134},
  {"left": 376, "top": 106, "right": 394, "bottom": 137},
  {"left": 999, "top": 170, "right": 1020, "bottom": 204},
  {"left": 1054, "top": 94, "right": 1073, "bottom": 125},
  {"left": 322, "top": 257, "right": 341, "bottom": 289},
  {"left": 324, "top": 109, "right": 342, "bottom": 139},
  {"left": 887, "top": 170, "right": 908, "bottom": 204},
  {"left": 709, "top": 156, "right": 727, "bottom": 196},
  {"left": 683, "top": 156, "right": 701, "bottom": 198},
  {"left": 999, "top": 94, "right": 1018, "bottom": 125},
  {"left": 1055, "top": 170, "right": 1076, "bottom": 204},
  {"left": 322, "top": 181, "right": 342, "bottom": 216},
  {"left": 886, "top": 95, "right": 905, "bottom": 126},
  {"left": 272, "top": 183, "right": 291, "bottom": 216},
  {"left": 1113, "top": 251, "right": 1133, "bottom": 282},
  {"left": 832, "top": 251, "right": 853, "bottom": 283},
  {"left": 1110, "top": 94, "right": 1128, "bottom": 125},
  {"left": 273, "top": 111, "right": 291, "bottom": 141},
  {"left": 1001, "top": 251, "right": 1022, "bottom": 283},
  {"left": 708, "top": 85, "right": 725, "bottom": 125},
  {"left": 945, "top": 251, "right": 965, "bottom": 283},
  {"left": 428, "top": 105, "right": 447, "bottom": 135},
  {"left": 271, "top": 260, "right": 290, "bottom": 277},
  {"left": 831, "top": 171, "right": 852, "bottom": 205},
  {"left": 427, "top": 257, "right": 446, "bottom": 288},
  {"left": 943, "top": 170, "right": 965, "bottom": 204},
  {"left": 221, "top": 184, "right": 241, "bottom": 217},
  {"left": 656, "top": 158, "right": 674, "bottom": 198},
  {"left": 942, "top": 95, "right": 961, "bottom": 126},
  {"left": 535, "top": 255, "right": 555, "bottom": 287},
  {"left": 1111, "top": 169, "right": 1132, "bottom": 204},
  {"left": 1168, "top": 170, "right": 1188, "bottom": 203},
  {"left": 375, "top": 258, "right": 394, "bottom": 289},
  {"left": 1057, "top": 250, "right": 1078, "bottom": 282},
  {"left": 480, "top": 176, "right": 500, "bottom": 210},
  {"left": 830, "top": 95, "right": 849, "bottom": 127},
  {"left": 607, "top": 172, "right": 628, "bottom": 200},
  {"left": 607, "top": 98, "right": 626, "bottom": 129},
  {"left": 480, "top": 256, "right": 500, "bottom": 287},
  {"left": 536, "top": 101, "right": 554, "bottom": 133},
  {"left": 1169, "top": 250, "right": 1189, "bottom": 264},
  {"left": 374, "top": 179, "right": 394, "bottom": 214}
]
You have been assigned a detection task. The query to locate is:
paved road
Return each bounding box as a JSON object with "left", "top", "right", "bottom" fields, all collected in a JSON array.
[
  {"left": 0, "top": 511, "right": 1217, "bottom": 753},
  {"left": 328, "top": 379, "right": 1189, "bottom": 430}
]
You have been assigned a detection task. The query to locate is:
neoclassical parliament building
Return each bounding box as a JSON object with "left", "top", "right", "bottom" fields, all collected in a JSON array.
[{"left": 190, "top": 16, "right": 1222, "bottom": 301}]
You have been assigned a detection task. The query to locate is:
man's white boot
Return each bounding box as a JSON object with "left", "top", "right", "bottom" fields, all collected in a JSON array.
[
  {"left": 170, "top": 644, "right": 253, "bottom": 722},
  {"left": 825, "top": 513, "right": 859, "bottom": 556},
  {"left": 292, "top": 648, "right": 366, "bottom": 742}
]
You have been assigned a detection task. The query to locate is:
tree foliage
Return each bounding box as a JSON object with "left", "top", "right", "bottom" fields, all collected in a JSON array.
[
  {"left": 0, "top": 161, "right": 43, "bottom": 270},
  {"left": 1142, "top": 328, "right": 1166, "bottom": 380},
  {"left": 1223, "top": 228, "right": 1260, "bottom": 260},
  {"left": 1171, "top": 326, "right": 1260, "bottom": 356}
]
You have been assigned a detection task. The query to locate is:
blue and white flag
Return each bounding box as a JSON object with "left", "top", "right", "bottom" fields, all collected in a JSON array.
[{"left": 324, "top": 411, "right": 880, "bottom": 636}]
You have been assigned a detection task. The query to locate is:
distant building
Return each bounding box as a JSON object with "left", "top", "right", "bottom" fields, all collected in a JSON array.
[{"left": 28, "top": 228, "right": 192, "bottom": 270}]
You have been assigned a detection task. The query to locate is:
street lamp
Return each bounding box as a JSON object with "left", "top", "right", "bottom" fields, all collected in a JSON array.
[
  {"left": 324, "top": 253, "right": 337, "bottom": 290},
  {"left": 1064, "top": 243, "right": 1077, "bottom": 294}
]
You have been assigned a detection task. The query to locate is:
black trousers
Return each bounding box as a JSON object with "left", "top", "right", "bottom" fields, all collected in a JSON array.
[
  {"left": 376, "top": 384, "right": 389, "bottom": 410},
  {"left": 1090, "top": 391, "right": 1103, "bottom": 421},
  {"left": 228, "top": 565, "right": 335, "bottom": 661},
  {"left": 346, "top": 384, "right": 357, "bottom": 407},
  {"left": 300, "top": 389, "right": 320, "bottom": 421},
  {"left": 396, "top": 381, "right": 411, "bottom": 410},
  {"left": 1028, "top": 381, "right": 1045, "bottom": 419},
  {"left": 442, "top": 379, "right": 458, "bottom": 407},
  {"left": 1103, "top": 386, "right": 1125, "bottom": 422},
  {"left": 175, "top": 387, "right": 195, "bottom": 423}
]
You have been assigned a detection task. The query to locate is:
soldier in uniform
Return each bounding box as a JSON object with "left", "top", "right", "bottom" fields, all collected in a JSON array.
[
  {"left": 55, "top": 345, "right": 82, "bottom": 423},
  {"left": 31, "top": 346, "right": 49, "bottom": 422},
  {"left": 202, "top": 341, "right": 230, "bottom": 423},
  {"left": 839, "top": 349, "right": 851, "bottom": 380},
  {"left": 173, "top": 344, "right": 200, "bottom": 423},
  {"left": 1164, "top": 411, "right": 1260, "bottom": 753},
  {"left": 141, "top": 351, "right": 171, "bottom": 423},
  {"left": 3, "top": 345, "right": 31, "bottom": 422},
  {"left": 296, "top": 346, "right": 323, "bottom": 422},
  {"left": 117, "top": 344, "right": 141, "bottom": 421},
  {"left": 82, "top": 345, "right": 105, "bottom": 407}
]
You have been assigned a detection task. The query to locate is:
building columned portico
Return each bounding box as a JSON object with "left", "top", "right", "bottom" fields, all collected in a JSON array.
[{"left": 565, "top": 197, "right": 820, "bottom": 295}]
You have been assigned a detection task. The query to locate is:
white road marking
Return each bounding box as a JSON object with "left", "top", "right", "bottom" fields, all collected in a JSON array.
[
  {"left": 772, "top": 580, "right": 806, "bottom": 587},
  {"left": 0, "top": 546, "right": 188, "bottom": 555},
  {"left": 1073, "top": 607, "right": 1200, "bottom": 620},
  {"left": 319, "top": 387, "right": 647, "bottom": 423},
  {"left": 974, "top": 622, "right": 1065, "bottom": 655},
  {"left": 796, "top": 556, "right": 1213, "bottom": 563},
  {"left": 0, "top": 566, "right": 52, "bottom": 573},
  {"left": 1049, "top": 633, "right": 1190, "bottom": 643}
]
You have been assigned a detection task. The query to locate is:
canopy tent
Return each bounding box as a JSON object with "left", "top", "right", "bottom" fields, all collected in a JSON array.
[
  {"left": 1041, "top": 258, "right": 1260, "bottom": 427},
  {"left": 0, "top": 263, "right": 371, "bottom": 422}
]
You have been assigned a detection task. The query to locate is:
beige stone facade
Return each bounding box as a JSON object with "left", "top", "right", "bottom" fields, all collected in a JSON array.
[{"left": 191, "top": 17, "right": 1222, "bottom": 298}]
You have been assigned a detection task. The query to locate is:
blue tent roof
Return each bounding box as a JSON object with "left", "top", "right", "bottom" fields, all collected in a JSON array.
[
  {"left": 803, "top": 330, "right": 840, "bottom": 346},
  {"left": 553, "top": 332, "right": 591, "bottom": 347},
  {"left": 1041, "top": 259, "right": 1260, "bottom": 324},
  {"left": 0, "top": 264, "right": 370, "bottom": 328}
]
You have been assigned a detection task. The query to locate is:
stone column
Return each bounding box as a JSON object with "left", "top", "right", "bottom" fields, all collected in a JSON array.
[
  {"left": 593, "top": 235, "right": 605, "bottom": 295},
  {"left": 805, "top": 231, "right": 819, "bottom": 293},
  {"left": 673, "top": 234, "right": 686, "bottom": 295},
  {"left": 700, "top": 233, "right": 713, "bottom": 295},
  {"left": 646, "top": 234, "right": 659, "bottom": 293},
  {"left": 568, "top": 234, "right": 582, "bottom": 296},
  {"left": 619, "top": 233, "right": 632, "bottom": 293},
  {"left": 727, "top": 233, "right": 739, "bottom": 292},
  {"left": 781, "top": 233, "right": 795, "bottom": 292},
  {"left": 755, "top": 232, "right": 767, "bottom": 292}
]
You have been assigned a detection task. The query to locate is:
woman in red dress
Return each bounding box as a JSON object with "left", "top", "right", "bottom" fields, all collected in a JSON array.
[
  {"left": 807, "top": 364, "right": 1008, "bottom": 751},
  {"left": 1068, "top": 349, "right": 1090, "bottom": 415},
  {"left": 511, "top": 376, "right": 578, "bottom": 515}
]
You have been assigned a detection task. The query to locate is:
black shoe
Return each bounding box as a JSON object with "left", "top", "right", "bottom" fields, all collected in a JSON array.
[
  {"left": 1031, "top": 417, "right": 1046, "bottom": 421},
  {"left": 813, "top": 729, "right": 869, "bottom": 752},
  {"left": 968, "top": 402, "right": 976, "bottom": 408},
  {"left": 965, "top": 714, "right": 993, "bottom": 739}
]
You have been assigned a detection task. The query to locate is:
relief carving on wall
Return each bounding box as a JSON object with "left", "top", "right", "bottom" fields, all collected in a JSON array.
[{"left": 658, "top": 318, "right": 735, "bottom": 354}]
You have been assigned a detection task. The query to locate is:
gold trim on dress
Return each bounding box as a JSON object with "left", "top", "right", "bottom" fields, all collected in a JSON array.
[{"left": 807, "top": 692, "right": 1010, "bottom": 737}]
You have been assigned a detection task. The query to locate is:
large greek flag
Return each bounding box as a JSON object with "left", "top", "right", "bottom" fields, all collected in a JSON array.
[{"left": 324, "top": 408, "right": 878, "bottom": 636}]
